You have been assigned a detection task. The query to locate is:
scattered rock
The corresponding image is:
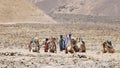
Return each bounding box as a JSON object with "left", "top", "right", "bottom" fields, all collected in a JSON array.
[{"left": 78, "top": 54, "right": 87, "bottom": 58}]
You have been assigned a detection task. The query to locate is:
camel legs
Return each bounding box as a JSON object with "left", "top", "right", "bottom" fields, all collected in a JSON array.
[
  {"left": 80, "top": 45, "right": 86, "bottom": 52},
  {"left": 103, "top": 44, "right": 115, "bottom": 53},
  {"left": 65, "top": 47, "right": 74, "bottom": 54},
  {"left": 102, "top": 47, "right": 107, "bottom": 53},
  {"left": 107, "top": 47, "right": 115, "bottom": 53},
  {"left": 102, "top": 44, "right": 107, "bottom": 53},
  {"left": 65, "top": 48, "right": 68, "bottom": 54},
  {"left": 29, "top": 47, "right": 31, "bottom": 52},
  {"left": 28, "top": 45, "right": 32, "bottom": 52}
]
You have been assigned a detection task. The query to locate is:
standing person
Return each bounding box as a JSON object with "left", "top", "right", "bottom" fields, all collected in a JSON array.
[
  {"left": 44, "top": 38, "right": 50, "bottom": 52},
  {"left": 65, "top": 34, "right": 72, "bottom": 47},
  {"left": 64, "top": 34, "right": 72, "bottom": 53},
  {"left": 59, "top": 35, "right": 65, "bottom": 51}
]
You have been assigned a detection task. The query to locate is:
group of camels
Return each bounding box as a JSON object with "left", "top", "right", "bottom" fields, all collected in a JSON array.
[{"left": 28, "top": 36, "right": 115, "bottom": 54}]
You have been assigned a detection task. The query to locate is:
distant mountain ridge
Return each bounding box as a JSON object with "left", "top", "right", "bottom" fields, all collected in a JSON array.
[{"left": 34, "top": 0, "right": 120, "bottom": 17}]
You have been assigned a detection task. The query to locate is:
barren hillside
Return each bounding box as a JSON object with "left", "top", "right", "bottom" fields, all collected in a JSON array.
[
  {"left": 0, "top": 1, "right": 120, "bottom": 68},
  {"left": 33, "top": 0, "right": 120, "bottom": 23},
  {"left": 34, "top": 0, "right": 66, "bottom": 14},
  {"left": 0, "top": 0, "right": 56, "bottom": 23},
  {"left": 35, "top": 0, "right": 120, "bottom": 17}
]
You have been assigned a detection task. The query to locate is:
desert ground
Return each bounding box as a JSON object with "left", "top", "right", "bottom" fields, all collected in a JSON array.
[
  {"left": 0, "top": 0, "right": 120, "bottom": 68},
  {"left": 0, "top": 22, "right": 120, "bottom": 68}
]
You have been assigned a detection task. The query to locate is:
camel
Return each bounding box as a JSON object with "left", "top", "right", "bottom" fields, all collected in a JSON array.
[
  {"left": 73, "top": 37, "right": 86, "bottom": 52},
  {"left": 65, "top": 39, "right": 76, "bottom": 54},
  {"left": 49, "top": 37, "right": 57, "bottom": 53},
  {"left": 44, "top": 37, "right": 57, "bottom": 53},
  {"left": 28, "top": 37, "right": 40, "bottom": 53},
  {"left": 102, "top": 41, "right": 115, "bottom": 53}
]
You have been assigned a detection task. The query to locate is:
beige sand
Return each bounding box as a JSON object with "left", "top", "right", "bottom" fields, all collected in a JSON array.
[{"left": 0, "top": 23, "right": 120, "bottom": 68}]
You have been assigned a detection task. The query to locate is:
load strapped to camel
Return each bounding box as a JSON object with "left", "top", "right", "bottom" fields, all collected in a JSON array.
[
  {"left": 28, "top": 37, "right": 40, "bottom": 53},
  {"left": 44, "top": 37, "right": 57, "bottom": 53},
  {"left": 102, "top": 40, "right": 115, "bottom": 53}
]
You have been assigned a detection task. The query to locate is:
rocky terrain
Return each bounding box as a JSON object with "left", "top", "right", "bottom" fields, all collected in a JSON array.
[
  {"left": 0, "top": 23, "right": 120, "bottom": 68},
  {"left": 0, "top": 0, "right": 120, "bottom": 68},
  {"left": 34, "top": 0, "right": 120, "bottom": 17},
  {"left": 34, "top": 0, "right": 120, "bottom": 23}
]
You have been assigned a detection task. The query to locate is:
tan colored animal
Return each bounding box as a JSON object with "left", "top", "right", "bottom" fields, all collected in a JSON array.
[
  {"left": 102, "top": 41, "right": 115, "bottom": 53},
  {"left": 28, "top": 37, "right": 40, "bottom": 53},
  {"left": 73, "top": 37, "right": 86, "bottom": 52},
  {"left": 49, "top": 37, "right": 57, "bottom": 53},
  {"left": 65, "top": 39, "right": 76, "bottom": 54}
]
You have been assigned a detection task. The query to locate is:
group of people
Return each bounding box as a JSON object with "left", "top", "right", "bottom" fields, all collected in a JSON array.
[
  {"left": 28, "top": 34, "right": 115, "bottom": 54},
  {"left": 59, "top": 34, "right": 72, "bottom": 52}
]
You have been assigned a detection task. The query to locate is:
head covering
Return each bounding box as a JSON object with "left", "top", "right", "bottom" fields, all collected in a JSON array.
[
  {"left": 34, "top": 37, "right": 38, "bottom": 40},
  {"left": 34, "top": 37, "right": 39, "bottom": 42},
  {"left": 79, "top": 37, "right": 83, "bottom": 41},
  {"left": 45, "top": 38, "right": 49, "bottom": 41},
  {"left": 106, "top": 40, "right": 113, "bottom": 48},
  {"left": 60, "top": 35, "right": 63, "bottom": 39},
  {"left": 69, "top": 34, "right": 72, "bottom": 37}
]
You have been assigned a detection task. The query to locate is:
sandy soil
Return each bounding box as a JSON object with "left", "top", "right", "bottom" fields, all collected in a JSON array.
[
  {"left": 0, "top": 0, "right": 56, "bottom": 23},
  {"left": 0, "top": 23, "right": 120, "bottom": 68},
  {"left": 0, "top": 0, "right": 120, "bottom": 68}
]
